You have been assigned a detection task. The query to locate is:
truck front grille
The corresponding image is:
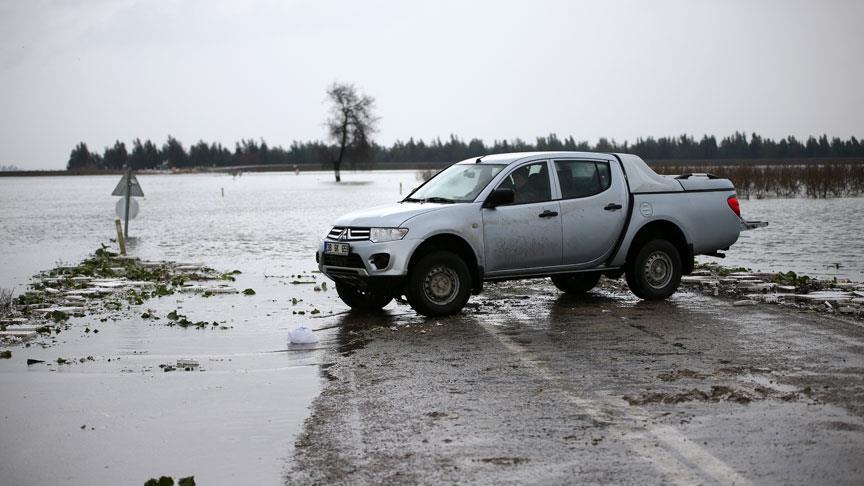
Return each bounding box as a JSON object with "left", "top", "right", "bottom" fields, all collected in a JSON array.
[
  {"left": 326, "top": 227, "right": 371, "bottom": 241},
  {"left": 322, "top": 253, "right": 365, "bottom": 269}
]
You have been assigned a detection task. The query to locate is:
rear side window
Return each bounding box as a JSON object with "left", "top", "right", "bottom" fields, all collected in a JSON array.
[{"left": 554, "top": 160, "right": 612, "bottom": 199}]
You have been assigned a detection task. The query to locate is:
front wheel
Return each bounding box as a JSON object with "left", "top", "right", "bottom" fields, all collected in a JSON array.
[
  {"left": 550, "top": 272, "right": 601, "bottom": 295},
  {"left": 625, "top": 239, "right": 682, "bottom": 300},
  {"left": 405, "top": 251, "right": 472, "bottom": 317},
  {"left": 335, "top": 282, "right": 393, "bottom": 312}
]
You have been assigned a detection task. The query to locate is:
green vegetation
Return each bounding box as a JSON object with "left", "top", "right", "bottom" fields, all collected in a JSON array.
[
  {"left": 694, "top": 262, "right": 751, "bottom": 277},
  {"left": 771, "top": 271, "right": 819, "bottom": 291},
  {"left": 242, "top": 288, "right": 256, "bottom": 296},
  {"left": 0, "top": 350, "right": 11, "bottom": 359},
  {"left": 11, "top": 245, "right": 231, "bottom": 313},
  {"left": 164, "top": 309, "right": 221, "bottom": 330},
  {"left": 144, "top": 477, "right": 196, "bottom": 486}
]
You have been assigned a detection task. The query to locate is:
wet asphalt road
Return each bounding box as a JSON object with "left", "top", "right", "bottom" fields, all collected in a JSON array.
[{"left": 285, "top": 279, "right": 864, "bottom": 485}]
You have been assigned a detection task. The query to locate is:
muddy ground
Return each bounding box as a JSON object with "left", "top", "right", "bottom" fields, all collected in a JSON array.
[{"left": 285, "top": 280, "right": 864, "bottom": 485}]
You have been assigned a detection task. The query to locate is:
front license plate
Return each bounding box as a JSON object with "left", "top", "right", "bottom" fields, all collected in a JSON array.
[{"left": 324, "top": 242, "right": 350, "bottom": 256}]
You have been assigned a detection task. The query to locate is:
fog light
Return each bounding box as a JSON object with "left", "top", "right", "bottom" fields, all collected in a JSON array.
[{"left": 370, "top": 253, "right": 391, "bottom": 270}]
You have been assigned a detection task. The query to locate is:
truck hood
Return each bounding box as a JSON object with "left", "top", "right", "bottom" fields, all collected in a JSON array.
[{"left": 333, "top": 202, "right": 448, "bottom": 227}]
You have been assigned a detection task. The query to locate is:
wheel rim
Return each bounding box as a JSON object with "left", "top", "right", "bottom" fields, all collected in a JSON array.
[
  {"left": 423, "top": 265, "right": 460, "bottom": 305},
  {"left": 643, "top": 251, "right": 673, "bottom": 289}
]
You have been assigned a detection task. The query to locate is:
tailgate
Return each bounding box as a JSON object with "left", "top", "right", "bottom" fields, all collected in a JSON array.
[{"left": 674, "top": 174, "right": 768, "bottom": 231}]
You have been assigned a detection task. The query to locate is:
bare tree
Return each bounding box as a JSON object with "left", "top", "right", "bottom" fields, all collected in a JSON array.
[{"left": 325, "top": 82, "right": 378, "bottom": 182}]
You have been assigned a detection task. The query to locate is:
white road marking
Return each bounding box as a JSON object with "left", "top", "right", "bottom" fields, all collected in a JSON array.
[{"left": 478, "top": 321, "right": 752, "bottom": 486}]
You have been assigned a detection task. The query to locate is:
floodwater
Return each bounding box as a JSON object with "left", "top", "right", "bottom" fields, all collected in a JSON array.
[
  {"left": 721, "top": 197, "right": 864, "bottom": 280},
  {"left": 0, "top": 171, "right": 422, "bottom": 289},
  {"left": 0, "top": 171, "right": 420, "bottom": 486},
  {"left": 0, "top": 171, "right": 862, "bottom": 485},
  {"left": 1, "top": 172, "right": 862, "bottom": 286}
]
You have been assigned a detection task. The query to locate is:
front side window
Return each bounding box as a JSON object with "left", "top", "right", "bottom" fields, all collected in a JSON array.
[
  {"left": 495, "top": 161, "right": 552, "bottom": 204},
  {"left": 554, "top": 160, "right": 612, "bottom": 199},
  {"left": 408, "top": 163, "right": 505, "bottom": 203}
]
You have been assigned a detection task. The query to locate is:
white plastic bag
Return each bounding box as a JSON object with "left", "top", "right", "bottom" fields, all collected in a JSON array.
[{"left": 288, "top": 325, "right": 320, "bottom": 344}]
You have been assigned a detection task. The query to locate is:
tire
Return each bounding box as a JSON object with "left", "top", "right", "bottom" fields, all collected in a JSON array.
[
  {"left": 335, "top": 282, "right": 393, "bottom": 312},
  {"left": 405, "top": 250, "right": 472, "bottom": 317},
  {"left": 550, "top": 272, "right": 601, "bottom": 295},
  {"left": 625, "top": 239, "right": 682, "bottom": 300}
]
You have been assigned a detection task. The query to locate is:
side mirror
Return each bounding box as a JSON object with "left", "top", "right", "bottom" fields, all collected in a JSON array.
[{"left": 483, "top": 188, "right": 515, "bottom": 208}]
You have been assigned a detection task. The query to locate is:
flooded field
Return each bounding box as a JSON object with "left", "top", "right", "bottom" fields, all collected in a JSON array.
[
  {"left": 0, "top": 171, "right": 862, "bottom": 484},
  {"left": 0, "top": 171, "right": 418, "bottom": 485},
  {"left": 717, "top": 196, "right": 864, "bottom": 281},
  {"left": 1, "top": 171, "right": 862, "bottom": 286}
]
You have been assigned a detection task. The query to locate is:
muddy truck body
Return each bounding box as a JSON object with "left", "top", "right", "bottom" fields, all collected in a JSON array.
[{"left": 317, "top": 152, "right": 762, "bottom": 316}]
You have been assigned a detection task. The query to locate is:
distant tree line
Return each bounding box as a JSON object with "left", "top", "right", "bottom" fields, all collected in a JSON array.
[{"left": 66, "top": 132, "right": 864, "bottom": 171}]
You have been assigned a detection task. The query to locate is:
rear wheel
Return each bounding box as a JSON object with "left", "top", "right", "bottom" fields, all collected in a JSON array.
[
  {"left": 335, "top": 282, "right": 393, "bottom": 312},
  {"left": 625, "top": 239, "right": 682, "bottom": 300},
  {"left": 405, "top": 251, "right": 472, "bottom": 317},
  {"left": 550, "top": 272, "right": 601, "bottom": 295}
]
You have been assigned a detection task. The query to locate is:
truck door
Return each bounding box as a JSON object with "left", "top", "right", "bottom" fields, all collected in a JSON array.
[
  {"left": 553, "top": 159, "right": 627, "bottom": 266},
  {"left": 482, "top": 160, "right": 563, "bottom": 273}
]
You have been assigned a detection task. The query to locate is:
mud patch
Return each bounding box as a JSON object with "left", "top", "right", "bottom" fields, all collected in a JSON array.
[
  {"left": 624, "top": 386, "right": 754, "bottom": 405},
  {"left": 478, "top": 457, "right": 530, "bottom": 466},
  {"left": 818, "top": 421, "right": 864, "bottom": 432}
]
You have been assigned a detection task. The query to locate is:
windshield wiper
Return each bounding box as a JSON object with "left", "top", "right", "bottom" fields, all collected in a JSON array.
[
  {"left": 423, "top": 197, "right": 458, "bottom": 204},
  {"left": 403, "top": 197, "right": 424, "bottom": 203}
]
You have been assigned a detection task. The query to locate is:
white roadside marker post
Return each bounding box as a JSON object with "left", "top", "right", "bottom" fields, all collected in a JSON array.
[
  {"left": 111, "top": 168, "right": 144, "bottom": 249},
  {"left": 124, "top": 167, "right": 132, "bottom": 238}
]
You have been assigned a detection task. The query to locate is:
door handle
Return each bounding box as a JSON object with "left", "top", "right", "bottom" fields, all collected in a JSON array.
[
  {"left": 604, "top": 203, "right": 623, "bottom": 211},
  {"left": 538, "top": 210, "right": 558, "bottom": 218}
]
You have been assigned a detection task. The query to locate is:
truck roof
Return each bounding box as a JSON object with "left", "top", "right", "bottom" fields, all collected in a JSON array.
[{"left": 458, "top": 151, "right": 615, "bottom": 165}]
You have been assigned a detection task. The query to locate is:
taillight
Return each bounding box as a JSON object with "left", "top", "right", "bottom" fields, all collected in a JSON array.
[{"left": 727, "top": 195, "right": 741, "bottom": 217}]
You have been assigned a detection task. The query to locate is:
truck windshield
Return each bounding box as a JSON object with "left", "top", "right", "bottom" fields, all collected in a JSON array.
[{"left": 406, "top": 164, "right": 506, "bottom": 203}]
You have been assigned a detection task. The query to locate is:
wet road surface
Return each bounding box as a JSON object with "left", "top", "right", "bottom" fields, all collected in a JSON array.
[{"left": 286, "top": 280, "right": 864, "bottom": 485}]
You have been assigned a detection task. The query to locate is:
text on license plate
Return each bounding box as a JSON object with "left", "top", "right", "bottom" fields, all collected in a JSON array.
[{"left": 325, "top": 242, "right": 350, "bottom": 256}]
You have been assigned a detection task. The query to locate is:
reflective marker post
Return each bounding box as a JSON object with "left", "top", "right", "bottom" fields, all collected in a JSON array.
[
  {"left": 111, "top": 169, "right": 144, "bottom": 242},
  {"left": 124, "top": 168, "right": 132, "bottom": 238}
]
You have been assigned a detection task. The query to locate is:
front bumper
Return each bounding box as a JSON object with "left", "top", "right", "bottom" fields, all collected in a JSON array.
[{"left": 317, "top": 237, "right": 421, "bottom": 283}]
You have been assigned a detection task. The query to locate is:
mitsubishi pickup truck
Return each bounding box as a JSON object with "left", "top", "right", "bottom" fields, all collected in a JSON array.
[{"left": 317, "top": 152, "right": 762, "bottom": 316}]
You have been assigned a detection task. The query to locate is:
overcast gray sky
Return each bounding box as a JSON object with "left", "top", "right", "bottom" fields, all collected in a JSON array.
[{"left": 1, "top": 0, "right": 862, "bottom": 169}]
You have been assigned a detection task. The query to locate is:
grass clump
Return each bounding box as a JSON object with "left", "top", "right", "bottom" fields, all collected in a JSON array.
[
  {"left": 0, "top": 288, "right": 13, "bottom": 317},
  {"left": 144, "top": 476, "right": 195, "bottom": 486}
]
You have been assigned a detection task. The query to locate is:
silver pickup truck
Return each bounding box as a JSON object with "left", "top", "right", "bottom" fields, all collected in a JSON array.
[{"left": 317, "top": 152, "right": 761, "bottom": 316}]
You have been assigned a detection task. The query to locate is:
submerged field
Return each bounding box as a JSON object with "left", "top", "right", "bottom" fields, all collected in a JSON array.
[{"left": 1, "top": 169, "right": 862, "bottom": 286}]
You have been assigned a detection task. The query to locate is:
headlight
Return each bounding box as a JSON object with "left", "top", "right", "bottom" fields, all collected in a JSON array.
[{"left": 369, "top": 227, "right": 409, "bottom": 243}]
